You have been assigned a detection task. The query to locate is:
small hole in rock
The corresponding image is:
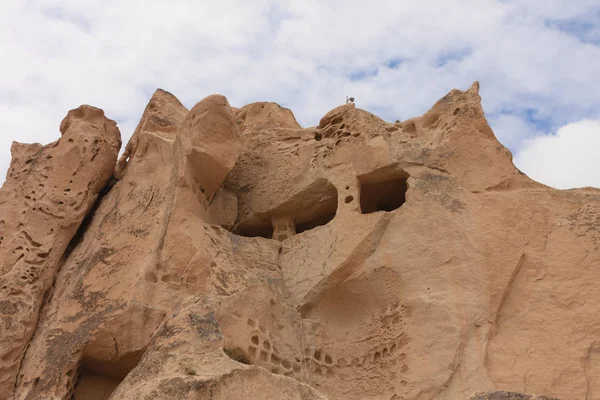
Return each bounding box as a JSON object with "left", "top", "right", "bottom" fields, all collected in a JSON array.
[
  {"left": 260, "top": 350, "right": 268, "bottom": 362},
  {"left": 314, "top": 349, "right": 322, "bottom": 361},
  {"left": 314, "top": 133, "right": 322, "bottom": 141},
  {"left": 270, "top": 354, "right": 280, "bottom": 365},
  {"left": 224, "top": 347, "right": 250, "bottom": 365},
  {"left": 344, "top": 195, "right": 354, "bottom": 204},
  {"left": 248, "top": 346, "right": 257, "bottom": 357}
]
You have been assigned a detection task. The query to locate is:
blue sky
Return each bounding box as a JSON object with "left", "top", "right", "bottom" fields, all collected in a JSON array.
[{"left": 0, "top": 0, "right": 599, "bottom": 189}]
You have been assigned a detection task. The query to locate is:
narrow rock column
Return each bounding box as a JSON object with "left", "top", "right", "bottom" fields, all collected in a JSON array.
[
  {"left": 0, "top": 106, "right": 120, "bottom": 399},
  {"left": 271, "top": 215, "right": 296, "bottom": 241}
]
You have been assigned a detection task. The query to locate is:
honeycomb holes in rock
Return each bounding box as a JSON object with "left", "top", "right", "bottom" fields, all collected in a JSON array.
[{"left": 358, "top": 171, "right": 409, "bottom": 214}]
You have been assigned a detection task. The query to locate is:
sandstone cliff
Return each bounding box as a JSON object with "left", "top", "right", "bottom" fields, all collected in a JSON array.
[{"left": 0, "top": 83, "right": 598, "bottom": 400}]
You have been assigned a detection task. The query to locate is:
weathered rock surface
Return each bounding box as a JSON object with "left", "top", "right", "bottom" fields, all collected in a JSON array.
[
  {"left": 0, "top": 106, "right": 121, "bottom": 397},
  {"left": 469, "top": 392, "right": 559, "bottom": 400},
  {"left": 1, "top": 83, "right": 598, "bottom": 400}
]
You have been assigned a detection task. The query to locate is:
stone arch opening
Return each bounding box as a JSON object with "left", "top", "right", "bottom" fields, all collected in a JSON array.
[
  {"left": 358, "top": 167, "right": 409, "bottom": 214},
  {"left": 234, "top": 178, "right": 338, "bottom": 240}
]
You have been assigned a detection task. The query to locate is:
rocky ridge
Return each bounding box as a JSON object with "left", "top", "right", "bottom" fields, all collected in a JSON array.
[{"left": 0, "top": 83, "right": 598, "bottom": 400}]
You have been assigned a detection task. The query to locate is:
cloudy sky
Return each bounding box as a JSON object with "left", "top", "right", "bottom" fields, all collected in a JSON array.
[{"left": 1, "top": 0, "right": 599, "bottom": 189}]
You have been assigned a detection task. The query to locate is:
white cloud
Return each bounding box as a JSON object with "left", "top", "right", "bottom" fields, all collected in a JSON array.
[
  {"left": 487, "top": 113, "right": 541, "bottom": 151},
  {"left": 514, "top": 120, "right": 600, "bottom": 189},
  {"left": 0, "top": 0, "right": 599, "bottom": 189}
]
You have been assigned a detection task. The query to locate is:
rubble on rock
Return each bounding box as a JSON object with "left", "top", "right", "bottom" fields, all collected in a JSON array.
[{"left": 1, "top": 83, "right": 598, "bottom": 400}]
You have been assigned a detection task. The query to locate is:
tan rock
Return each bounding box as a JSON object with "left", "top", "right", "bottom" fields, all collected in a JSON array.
[
  {"left": 3, "top": 83, "right": 598, "bottom": 400},
  {"left": 8, "top": 90, "right": 189, "bottom": 400},
  {"left": 114, "top": 88, "right": 187, "bottom": 179},
  {"left": 107, "top": 296, "right": 325, "bottom": 400},
  {"left": 236, "top": 102, "right": 301, "bottom": 131},
  {"left": 469, "top": 391, "right": 560, "bottom": 400},
  {"left": 178, "top": 94, "right": 242, "bottom": 202},
  {"left": 0, "top": 105, "right": 120, "bottom": 397}
]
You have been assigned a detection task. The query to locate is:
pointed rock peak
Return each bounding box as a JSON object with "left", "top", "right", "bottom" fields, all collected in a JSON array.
[
  {"left": 422, "top": 82, "right": 498, "bottom": 141},
  {"left": 59, "top": 105, "right": 121, "bottom": 153},
  {"left": 236, "top": 102, "right": 301, "bottom": 131},
  {"left": 469, "top": 80, "right": 480, "bottom": 94},
  {"left": 141, "top": 88, "right": 189, "bottom": 123},
  {"left": 154, "top": 87, "right": 179, "bottom": 98},
  {"left": 430, "top": 82, "right": 483, "bottom": 114},
  {"left": 147, "top": 88, "right": 187, "bottom": 112},
  {"left": 115, "top": 89, "right": 188, "bottom": 179},
  {"left": 9, "top": 142, "right": 43, "bottom": 162}
]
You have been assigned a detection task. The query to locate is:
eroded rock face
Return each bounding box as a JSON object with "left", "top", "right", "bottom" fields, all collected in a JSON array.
[
  {"left": 469, "top": 392, "right": 560, "bottom": 400},
  {"left": 2, "top": 83, "right": 597, "bottom": 400},
  {"left": 0, "top": 106, "right": 120, "bottom": 397}
]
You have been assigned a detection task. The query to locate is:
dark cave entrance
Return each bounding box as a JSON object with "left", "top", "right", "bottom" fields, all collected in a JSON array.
[
  {"left": 71, "top": 349, "right": 145, "bottom": 400},
  {"left": 295, "top": 210, "right": 337, "bottom": 234},
  {"left": 359, "top": 169, "right": 409, "bottom": 214},
  {"left": 234, "top": 178, "right": 338, "bottom": 240}
]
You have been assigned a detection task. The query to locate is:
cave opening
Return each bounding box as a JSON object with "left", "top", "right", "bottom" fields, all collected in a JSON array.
[
  {"left": 71, "top": 349, "right": 144, "bottom": 400},
  {"left": 359, "top": 171, "right": 409, "bottom": 214},
  {"left": 236, "top": 223, "right": 274, "bottom": 239},
  {"left": 295, "top": 210, "right": 337, "bottom": 234},
  {"left": 234, "top": 178, "right": 338, "bottom": 240}
]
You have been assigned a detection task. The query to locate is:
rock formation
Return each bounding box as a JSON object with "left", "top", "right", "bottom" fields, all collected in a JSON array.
[
  {"left": 469, "top": 392, "right": 559, "bottom": 400},
  {"left": 0, "top": 106, "right": 120, "bottom": 397},
  {"left": 1, "top": 83, "right": 598, "bottom": 400}
]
